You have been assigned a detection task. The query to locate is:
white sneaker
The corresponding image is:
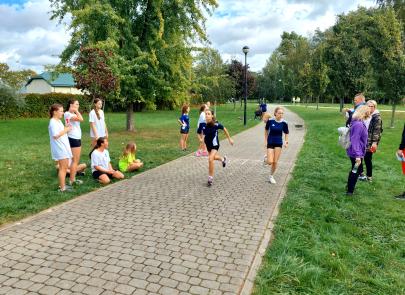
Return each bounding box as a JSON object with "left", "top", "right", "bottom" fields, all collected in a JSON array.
[{"left": 269, "top": 175, "right": 276, "bottom": 184}]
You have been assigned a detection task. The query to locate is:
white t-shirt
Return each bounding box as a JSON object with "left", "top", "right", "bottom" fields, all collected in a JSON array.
[
  {"left": 48, "top": 119, "right": 73, "bottom": 161},
  {"left": 197, "top": 112, "right": 206, "bottom": 127},
  {"left": 91, "top": 149, "right": 111, "bottom": 172},
  {"left": 64, "top": 111, "right": 82, "bottom": 139},
  {"left": 89, "top": 109, "right": 106, "bottom": 138}
]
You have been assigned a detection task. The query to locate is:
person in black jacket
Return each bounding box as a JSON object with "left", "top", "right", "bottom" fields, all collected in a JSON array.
[
  {"left": 395, "top": 124, "right": 405, "bottom": 200},
  {"left": 359, "top": 100, "right": 382, "bottom": 182}
]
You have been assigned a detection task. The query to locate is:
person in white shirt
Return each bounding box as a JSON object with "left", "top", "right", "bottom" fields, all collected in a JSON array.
[
  {"left": 90, "top": 137, "right": 124, "bottom": 184},
  {"left": 89, "top": 98, "right": 108, "bottom": 146},
  {"left": 64, "top": 99, "right": 84, "bottom": 185},
  {"left": 48, "top": 104, "right": 73, "bottom": 192},
  {"left": 195, "top": 104, "right": 208, "bottom": 157}
]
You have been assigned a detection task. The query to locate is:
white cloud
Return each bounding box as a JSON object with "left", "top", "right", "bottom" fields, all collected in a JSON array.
[
  {"left": 0, "top": 0, "right": 70, "bottom": 72},
  {"left": 206, "top": 0, "right": 376, "bottom": 71},
  {"left": 0, "top": 0, "right": 376, "bottom": 73}
]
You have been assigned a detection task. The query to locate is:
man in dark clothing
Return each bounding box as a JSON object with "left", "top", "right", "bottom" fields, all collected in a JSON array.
[{"left": 395, "top": 124, "right": 405, "bottom": 200}]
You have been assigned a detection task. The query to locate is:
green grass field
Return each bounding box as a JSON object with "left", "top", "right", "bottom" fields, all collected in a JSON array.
[
  {"left": 253, "top": 106, "right": 405, "bottom": 294},
  {"left": 0, "top": 103, "right": 259, "bottom": 226}
]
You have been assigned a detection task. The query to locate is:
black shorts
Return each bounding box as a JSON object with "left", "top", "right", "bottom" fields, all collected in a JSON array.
[
  {"left": 68, "top": 137, "right": 81, "bottom": 148},
  {"left": 92, "top": 171, "right": 112, "bottom": 179},
  {"left": 180, "top": 128, "right": 189, "bottom": 134},
  {"left": 267, "top": 143, "right": 282, "bottom": 149},
  {"left": 206, "top": 145, "right": 219, "bottom": 152},
  {"left": 197, "top": 123, "right": 206, "bottom": 134}
]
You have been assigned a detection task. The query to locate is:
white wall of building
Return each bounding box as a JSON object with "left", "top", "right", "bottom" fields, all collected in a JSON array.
[{"left": 26, "top": 79, "right": 52, "bottom": 94}]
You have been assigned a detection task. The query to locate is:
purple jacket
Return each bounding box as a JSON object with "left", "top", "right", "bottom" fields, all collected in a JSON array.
[{"left": 346, "top": 120, "right": 368, "bottom": 158}]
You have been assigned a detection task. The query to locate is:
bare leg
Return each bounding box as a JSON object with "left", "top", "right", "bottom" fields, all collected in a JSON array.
[
  {"left": 98, "top": 174, "right": 110, "bottom": 184},
  {"left": 127, "top": 162, "right": 144, "bottom": 172},
  {"left": 112, "top": 170, "right": 125, "bottom": 179},
  {"left": 272, "top": 147, "right": 282, "bottom": 175},
  {"left": 267, "top": 148, "right": 275, "bottom": 174},
  {"left": 208, "top": 150, "right": 223, "bottom": 177},
  {"left": 184, "top": 134, "right": 189, "bottom": 149},
  {"left": 58, "top": 159, "right": 69, "bottom": 189},
  {"left": 91, "top": 138, "right": 97, "bottom": 147},
  {"left": 70, "top": 146, "right": 81, "bottom": 183}
]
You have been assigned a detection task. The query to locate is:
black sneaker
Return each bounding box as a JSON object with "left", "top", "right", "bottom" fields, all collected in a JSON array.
[
  {"left": 346, "top": 192, "right": 353, "bottom": 197},
  {"left": 222, "top": 156, "right": 227, "bottom": 168},
  {"left": 207, "top": 176, "right": 213, "bottom": 187},
  {"left": 394, "top": 192, "right": 405, "bottom": 200}
]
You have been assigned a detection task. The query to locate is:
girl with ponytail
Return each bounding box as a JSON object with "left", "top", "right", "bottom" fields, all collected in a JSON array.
[
  {"left": 89, "top": 98, "right": 108, "bottom": 146},
  {"left": 90, "top": 137, "right": 124, "bottom": 184}
]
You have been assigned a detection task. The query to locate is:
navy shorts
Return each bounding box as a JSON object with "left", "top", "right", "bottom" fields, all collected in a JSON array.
[
  {"left": 197, "top": 123, "right": 206, "bottom": 134},
  {"left": 180, "top": 127, "right": 189, "bottom": 134},
  {"left": 267, "top": 143, "right": 282, "bottom": 149},
  {"left": 206, "top": 144, "right": 219, "bottom": 152},
  {"left": 68, "top": 137, "right": 81, "bottom": 148},
  {"left": 92, "top": 171, "right": 113, "bottom": 179}
]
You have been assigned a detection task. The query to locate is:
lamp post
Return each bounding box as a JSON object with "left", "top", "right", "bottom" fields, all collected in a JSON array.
[{"left": 242, "top": 46, "right": 249, "bottom": 126}]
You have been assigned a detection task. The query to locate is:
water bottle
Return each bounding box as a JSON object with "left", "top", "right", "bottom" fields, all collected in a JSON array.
[{"left": 351, "top": 162, "right": 360, "bottom": 173}]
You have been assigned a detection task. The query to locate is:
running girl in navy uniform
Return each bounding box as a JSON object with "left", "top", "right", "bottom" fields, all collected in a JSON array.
[
  {"left": 178, "top": 104, "right": 190, "bottom": 151},
  {"left": 265, "top": 107, "right": 289, "bottom": 184},
  {"left": 203, "top": 109, "right": 234, "bottom": 186}
]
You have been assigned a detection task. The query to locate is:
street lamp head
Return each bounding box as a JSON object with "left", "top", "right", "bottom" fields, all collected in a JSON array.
[{"left": 242, "top": 46, "right": 249, "bottom": 54}]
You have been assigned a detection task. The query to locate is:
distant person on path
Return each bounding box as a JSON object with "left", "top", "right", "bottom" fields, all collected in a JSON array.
[
  {"left": 206, "top": 101, "right": 211, "bottom": 109},
  {"left": 48, "top": 104, "right": 73, "bottom": 192},
  {"left": 178, "top": 104, "right": 190, "bottom": 151},
  {"left": 196, "top": 104, "right": 208, "bottom": 157},
  {"left": 265, "top": 107, "right": 289, "bottom": 184},
  {"left": 358, "top": 100, "right": 382, "bottom": 182},
  {"left": 89, "top": 98, "right": 108, "bottom": 147},
  {"left": 345, "top": 93, "right": 366, "bottom": 127},
  {"left": 64, "top": 99, "right": 84, "bottom": 185},
  {"left": 346, "top": 105, "right": 370, "bottom": 196},
  {"left": 119, "top": 142, "right": 144, "bottom": 172},
  {"left": 395, "top": 124, "right": 405, "bottom": 200},
  {"left": 90, "top": 137, "right": 124, "bottom": 184},
  {"left": 262, "top": 112, "right": 271, "bottom": 165},
  {"left": 203, "top": 109, "right": 234, "bottom": 186},
  {"left": 260, "top": 100, "right": 267, "bottom": 113}
]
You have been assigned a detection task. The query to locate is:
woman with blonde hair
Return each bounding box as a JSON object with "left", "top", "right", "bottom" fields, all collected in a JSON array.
[
  {"left": 346, "top": 105, "right": 370, "bottom": 196},
  {"left": 358, "top": 100, "right": 382, "bottom": 182}
]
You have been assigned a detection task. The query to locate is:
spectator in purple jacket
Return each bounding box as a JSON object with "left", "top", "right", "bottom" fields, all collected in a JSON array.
[{"left": 346, "top": 105, "right": 370, "bottom": 196}]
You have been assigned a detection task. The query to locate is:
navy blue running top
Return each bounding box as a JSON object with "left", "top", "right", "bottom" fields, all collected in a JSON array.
[
  {"left": 265, "top": 119, "right": 289, "bottom": 145},
  {"left": 203, "top": 123, "right": 224, "bottom": 147},
  {"left": 179, "top": 114, "right": 190, "bottom": 129}
]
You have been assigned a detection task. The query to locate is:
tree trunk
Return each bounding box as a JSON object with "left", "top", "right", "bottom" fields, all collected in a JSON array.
[
  {"left": 126, "top": 102, "right": 135, "bottom": 132},
  {"left": 339, "top": 97, "right": 343, "bottom": 112},
  {"left": 316, "top": 96, "right": 319, "bottom": 110},
  {"left": 390, "top": 103, "right": 396, "bottom": 128}
]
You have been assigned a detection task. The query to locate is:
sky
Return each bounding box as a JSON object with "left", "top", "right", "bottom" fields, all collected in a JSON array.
[{"left": 0, "top": 0, "right": 376, "bottom": 73}]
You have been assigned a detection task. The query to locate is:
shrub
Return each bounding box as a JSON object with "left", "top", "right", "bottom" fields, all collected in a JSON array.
[
  {"left": 0, "top": 84, "right": 25, "bottom": 119},
  {"left": 0, "top": 93, "right": 92, "bottom": 118}
]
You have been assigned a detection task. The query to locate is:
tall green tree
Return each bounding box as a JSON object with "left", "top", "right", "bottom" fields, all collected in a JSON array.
[
  {"left": 50, "top": 0, "right": 218, "bottom": 131},
  {"left": 0, "top": 63, "right": 36, "bottom": 90}
]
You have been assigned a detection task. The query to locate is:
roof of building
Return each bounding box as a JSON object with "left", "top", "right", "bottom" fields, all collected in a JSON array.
[{"left": 26, "top": 72, "right": 76, "bottom": 87}]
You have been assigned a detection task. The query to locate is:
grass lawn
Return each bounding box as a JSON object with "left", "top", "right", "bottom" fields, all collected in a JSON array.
[
  {"left": 0, "top": 103, "right": 259, "bottom": 226},
  {"left": 253, "top": 106, "right": 405, "bottom": 294}
]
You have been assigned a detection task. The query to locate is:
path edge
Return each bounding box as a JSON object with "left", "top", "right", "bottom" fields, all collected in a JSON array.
[{"left": 238, "top": 108, "right": 306, "bottom": 295}]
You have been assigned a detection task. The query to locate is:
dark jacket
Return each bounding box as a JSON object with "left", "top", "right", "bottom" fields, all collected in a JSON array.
[
  {"left": 367, "top": 111, "right": 382, "bottom": 149},
  {"left": 399, "top": 124, "right": 405, "bottom": 150}
]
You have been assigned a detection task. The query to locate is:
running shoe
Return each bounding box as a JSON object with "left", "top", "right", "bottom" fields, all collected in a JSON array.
[
  {"left": 358, "top": 175, "right": 367, "bottom": 181},
  {"left": 394, "top": 192, "right": 405, "bottom": 200},
  {"left": 207, "top": 176, "right": 213, "bottom": 187},
  {"left": 70, "top": 179, "right": 83, "bottom": 185},
  {"left": 202, "top": 150, "right": 209, "bottom": 157},
  {"left": 222, "top": 156, "right": 227, "bottom": 168},
  {"left": 268, "top": 175, "right": 276, "bottom": 184},
  {"left": 195, "top": 150, "right": 202, "bottom": 157},
  {"left": 58, "top": 184, "right": 73, "bottom": 192}
]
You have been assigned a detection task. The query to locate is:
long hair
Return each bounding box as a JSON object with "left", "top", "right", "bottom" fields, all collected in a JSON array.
[
  {"left": 93, "top": 98, "right": 102, "bottom": 120},
  {"left": 352, "top": 105, "right": 370, "bottom": 121},
  {"left": 181, "top": 104, "right": 189, "bottom": 114},
  {"left": 89, "top": 137, "right": 106, "bottom": 158},
  {"left": 199, "top": 104, "right": 206, "bottom": 113},
  {"left": 121, "top": 142, "right": 136, "bottom": 158},
  {"left": 49, "top": 103, "right": 63, "bottom": 118},
  {"left": 206, "top": 109, "right": 216, "bottom": 127},
  {"left": 66, "top": 99, "right": 78, "bottom": 113}
]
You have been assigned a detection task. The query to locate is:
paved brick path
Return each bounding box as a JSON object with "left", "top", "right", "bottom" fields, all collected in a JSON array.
[{"left": 0, "top": 107, "right": 305, "bottom": 295}]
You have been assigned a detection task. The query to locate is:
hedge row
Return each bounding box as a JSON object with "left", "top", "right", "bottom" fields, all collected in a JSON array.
[{"left": 1, "top": 93, "right": 93, "bottom": 119}]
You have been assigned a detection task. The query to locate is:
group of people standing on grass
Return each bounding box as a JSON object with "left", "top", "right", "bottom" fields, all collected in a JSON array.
[
  {"left": 48, "top": 98, "right": 143, "bottom": 192},
  {"left": 344, "top": 93, "right": 383, "bottom": 196}
]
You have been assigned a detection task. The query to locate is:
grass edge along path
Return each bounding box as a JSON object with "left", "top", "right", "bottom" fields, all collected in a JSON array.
[
  {"left": 0, "top": 104, "right": 260, "bottom": 227},
  {"left": 253, "top": 106, "right": 404, "bottom": 295}
]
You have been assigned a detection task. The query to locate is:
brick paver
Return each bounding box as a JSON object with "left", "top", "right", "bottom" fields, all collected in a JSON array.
[{"left": 0, "top": 107, "right": 305, "bottom": 294}]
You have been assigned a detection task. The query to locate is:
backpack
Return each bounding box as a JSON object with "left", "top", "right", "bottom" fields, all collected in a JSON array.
[{"left": 338, "top": 126, "right": 351, "bottom": 149}]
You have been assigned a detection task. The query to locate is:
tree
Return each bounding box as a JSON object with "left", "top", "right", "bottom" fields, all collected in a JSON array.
[
  {"left": 227, "top": 59, "right": 256, "bottom": 106},
  {"left": 192, "top": 48, "right": 235, "bottom": 104},
  {"left": 73, "top": 47, "right": 119, "bottom": 101},
  {"left": 50, "top": 0, "right": 218, "bottom": 131},
  {"left": 0, "top": 63, "right": 36, "bottom": 90}
]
